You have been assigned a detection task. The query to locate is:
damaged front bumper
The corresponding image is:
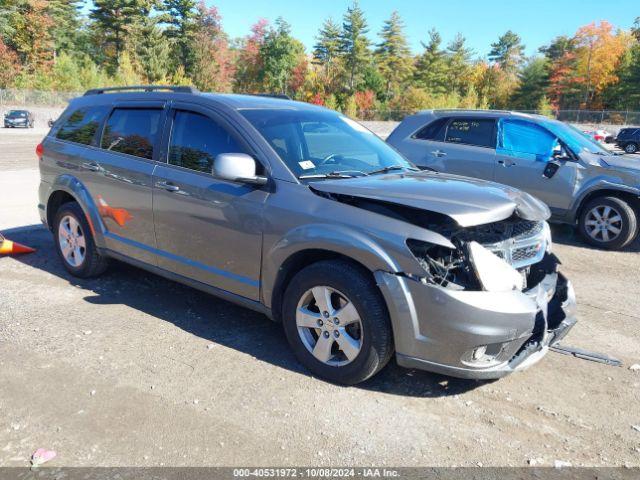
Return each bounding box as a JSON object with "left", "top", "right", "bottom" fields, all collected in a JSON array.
[{"left": 375, "top": 258, "right": 577, "bottom": 380}]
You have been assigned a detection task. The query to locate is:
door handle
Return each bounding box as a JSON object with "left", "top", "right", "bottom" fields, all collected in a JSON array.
[
  {"left": 81, "top": 162, "right": 100, "bottom": 172},
  {"left": 497, "top": 159, "right": 517, "bottom": 167},
  {"left": 431, "top": 150, "right": 447, "bottom": 157},
  {"left": 156, "top": 181, "right": 180, "bottom": 192}
]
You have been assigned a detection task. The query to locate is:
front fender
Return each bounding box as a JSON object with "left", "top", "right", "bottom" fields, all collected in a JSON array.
[
  {"left": 261, "top": 222, "right": 441, "bottom": 309},
  {"left": 570, "top": 178, "right": 640, "bottom": 218},
  {"left": 48, "top": 174, "right": 107, "bottom": 248}
]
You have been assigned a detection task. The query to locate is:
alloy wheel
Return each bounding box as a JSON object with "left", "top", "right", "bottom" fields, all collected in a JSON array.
[
  {"left": 584, "top": 205, "right": 623, "bottom": 243},
  {"left": 58, "top": 215, "right": 87, "bottom": 267},
  {"left": 295, "top": 286, "right": 363, "bottom": 367}
]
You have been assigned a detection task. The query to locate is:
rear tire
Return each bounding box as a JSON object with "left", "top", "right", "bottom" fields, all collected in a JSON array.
[
  {"left": 53, "top": 202, "right": 109, "bottom": 277},
  {"left": 282, "top": 260, "right": 394, "bottom": 385},
  {"left": 578, "top": 196, "right": 637, "bottom": 250}
]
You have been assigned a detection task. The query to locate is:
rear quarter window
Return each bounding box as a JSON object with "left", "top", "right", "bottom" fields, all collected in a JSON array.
[
  {"left": 413, "top": 117, "right": 447, "bottom": 141},
  {"left": 445, "top": 118, "right": 496, "bottom": 148},
  {"left": 56, "top": 106, "right": 109, "bottom": 145}
]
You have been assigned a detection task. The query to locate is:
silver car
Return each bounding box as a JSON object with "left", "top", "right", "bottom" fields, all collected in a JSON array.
[
  {"left": 38, "top": 87, "right": 576, "bottom": 384},
  {"left": 387, "top": 110, "right": 640, "bottom": 250}
]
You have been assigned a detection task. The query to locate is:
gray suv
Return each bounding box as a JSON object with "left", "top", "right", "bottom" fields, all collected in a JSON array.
[
  {"left": 37, "top": 87, "right": 576, "bottom": 384},
  {"left": 387, "top": 110, "right": 640, "bottom": 250}
]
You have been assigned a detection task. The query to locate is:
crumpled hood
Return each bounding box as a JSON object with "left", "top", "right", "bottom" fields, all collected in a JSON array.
[{"left": 310, "top": 171, "right": 550, "bottom": 227}]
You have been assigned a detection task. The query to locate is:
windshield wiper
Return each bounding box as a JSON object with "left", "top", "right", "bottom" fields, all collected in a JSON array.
[
  {"left": 366, "top": 165, "right": 418, "bottom": 176},
  {"left": 299, "top": 170, "right": 364, "bottom": 180}
]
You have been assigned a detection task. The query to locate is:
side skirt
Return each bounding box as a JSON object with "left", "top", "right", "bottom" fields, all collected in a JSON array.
[{"left": 104, "top": 249, "right": 273, "bottom": 320}]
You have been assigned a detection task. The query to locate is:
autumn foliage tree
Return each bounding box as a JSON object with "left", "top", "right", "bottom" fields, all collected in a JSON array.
[
  {"left": 573, "top": 21, "right": 629, "bottom": 108},
  {"left": 0, "top": 1, "right": 639, "bottom": 118},
  {"left": 191, "top": 2, "right": 235, "bottom": 92}
]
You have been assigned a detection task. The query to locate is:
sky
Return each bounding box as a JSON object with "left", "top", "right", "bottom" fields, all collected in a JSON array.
[{"left": 209, "top": 0, "right": 637, "bottom": 57}]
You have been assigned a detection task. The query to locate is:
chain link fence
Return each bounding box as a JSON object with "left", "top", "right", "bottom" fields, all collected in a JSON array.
[
  {"left": 0, "top": 89, "right": 83, "bottom": 107},
  {"left": 2, "top": 89, "right": 639, "bottom": 130}
]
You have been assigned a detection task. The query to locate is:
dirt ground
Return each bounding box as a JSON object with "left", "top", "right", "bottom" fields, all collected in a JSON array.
[{"left": 1, "top": 129, "right": 639, "bottom": 467}]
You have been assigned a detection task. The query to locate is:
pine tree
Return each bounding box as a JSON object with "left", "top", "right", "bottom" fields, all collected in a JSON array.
[
  {"left": 313, "top": 18, "right": 341, "bottom": 68},
  {"left": 260, "top": 17, "right": 304, "bottom": 94},
  {"left": 47, "top": 0, "right": 83, "bottom": 58},
  {"left": 414, "top": 28, "right": 448, "bottom": 95},
  {"left": 374, "top": 11, "right": 413, "bottom": 98},
  {"left": 489, "top": 30, "right": 525, "bottom": 74},
  {"left": 133, "top": 19, "right": 171, "bottom": 83},
  {"left": 510, "top": 57, "right": 549, "bottom": 110},
  {"left": 339, "top": 1, "right": 370, "bottom": 91},
  {"left": 161, "top": 0, "right": 198, "bottom": 73},
  {"left": 446, "top": 33, "right": 473, "bottom": 96},
  {"left": 313, "top": 17, "right": 342, "bottom": 91},
  {"left": 90, "top": 0, "right": 153, "bottom": 71},
  {"left": 632, "top": 17, "right": 640, "bottom": 42}
]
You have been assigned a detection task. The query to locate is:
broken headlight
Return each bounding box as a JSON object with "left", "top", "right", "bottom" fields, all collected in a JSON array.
[
  {"left": 406, "top": 239, "right": 478, "bottom": 290},
  {"left": 467, "top": 241, "right": 524, "bottom": 292},
  {"left": 407, "top": 239, "right": 526, "bottom": 292}
]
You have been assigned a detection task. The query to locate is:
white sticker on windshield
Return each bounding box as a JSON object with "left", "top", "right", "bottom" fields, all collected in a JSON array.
[
  {"left": 298, "top": 160, "right": 315, "bottom": 170},
  {"left": 339, "top": 116, "right": 373, "bottom": 134}
]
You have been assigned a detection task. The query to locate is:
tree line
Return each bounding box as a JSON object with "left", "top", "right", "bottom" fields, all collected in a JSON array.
[{"left": 1, "top": 0, "right": 639, "bottom": 117}]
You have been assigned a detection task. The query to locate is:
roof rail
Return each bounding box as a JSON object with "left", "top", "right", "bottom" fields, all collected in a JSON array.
[
  {"left": 84, "top": 85, "right": 199, "bottom": 96},
  {"left": 432, "top": 108, "right": 515, "bottom": 114},
  {"left": 251, "top": 93, "right": 292, "bottom": 100}
]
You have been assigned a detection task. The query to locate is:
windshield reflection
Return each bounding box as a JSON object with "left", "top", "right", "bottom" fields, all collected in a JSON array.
[{"left": 240, "top": 108, "right": 415, "bottom": 179}]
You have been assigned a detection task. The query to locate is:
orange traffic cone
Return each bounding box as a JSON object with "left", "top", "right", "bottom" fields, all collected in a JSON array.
[{"left": 0, "top": 233, "right": 35, "bottom": 255}]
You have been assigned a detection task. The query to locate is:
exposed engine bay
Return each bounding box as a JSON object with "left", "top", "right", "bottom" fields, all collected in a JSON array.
[{"left": 317, "top": 192, "right": 552, "bottom": 293}]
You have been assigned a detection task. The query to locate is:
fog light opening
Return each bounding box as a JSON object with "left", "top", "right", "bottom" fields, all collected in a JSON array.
[{"left": 472, "top": 345, "right": 487, "bottom": 361}]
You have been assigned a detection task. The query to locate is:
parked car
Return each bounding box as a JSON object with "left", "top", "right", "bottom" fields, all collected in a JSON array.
[
  {"left": 584, "top": 129, "right": 610, "bottom": 143},
  {"left": 38, "top": 86, "right": 576, "bottom": 384},
  {"left": 4, "top": 109, "right": 34, "bottom": 128},
  {"left": 387, "top": 110, "right": 640, "bottom": 250},
  {"left": 615, "top": 127, "right": 640, "bottom": 154}
]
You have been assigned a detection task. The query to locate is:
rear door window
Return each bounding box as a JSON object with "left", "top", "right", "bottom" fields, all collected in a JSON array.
[
  {"left": 101, "top": 108, "right": 162, "bottom": 160},
  {"left": 56, "top": 106, "right": 109, "bottom": 145},
  {"left": 414, "top": 117, "right": 447, "bottom": 141},
  {"left": 445, "top": 118, "right": 496, "bottom": 148},
  {"left": 168, "top": 110, "right": 245, "bottom": 173}
]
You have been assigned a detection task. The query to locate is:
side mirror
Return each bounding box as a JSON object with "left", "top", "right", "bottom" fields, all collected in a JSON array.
[
  {"left": 543, "top": 160, "right": 561, "bottom": 179},
  {"left": 213, "top": 153, "right": 268, "bottom": 185}
]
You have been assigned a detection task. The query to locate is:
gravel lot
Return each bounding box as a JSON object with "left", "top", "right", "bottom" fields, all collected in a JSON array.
[{"left": 1, "top": 129, "right": 639, "bottom": 467}]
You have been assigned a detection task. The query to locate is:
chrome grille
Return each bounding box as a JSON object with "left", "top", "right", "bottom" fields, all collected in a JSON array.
[
  {"left": 512, "top": 220, "right": 544, "bottom": 240},
  {"left": 482, "top": 220, "right": 547, "bottom": 269}
]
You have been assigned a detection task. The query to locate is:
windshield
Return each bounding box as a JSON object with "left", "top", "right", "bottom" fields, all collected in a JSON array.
[
  {"left": 7, "top": 110, "right": 27, "bottom": 117},
  {"left": 240, "top": 108, "right": 414, "bottom": 179},
  {"left": 541, "top": 118, "right": 611, "bottom": 156}
]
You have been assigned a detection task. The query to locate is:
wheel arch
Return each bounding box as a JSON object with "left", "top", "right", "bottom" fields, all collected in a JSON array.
[
  {"left": 46, "top": 190, "right": 76, "bottom": 229},
  {"left": 269, "top": 248, "right": 383, "bottom": 323},
  {"left": 45, "top": 175, "right": 107, "bottom": 248},
  {"left": 575, "top": 188, "right": 640, "bottom": 222}
]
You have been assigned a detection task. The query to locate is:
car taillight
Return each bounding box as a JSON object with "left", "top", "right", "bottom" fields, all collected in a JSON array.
[{"left": 36, "top": 142, "right": 44, "bottom": 160}]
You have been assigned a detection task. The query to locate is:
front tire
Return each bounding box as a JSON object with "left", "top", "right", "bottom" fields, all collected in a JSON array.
[
  {"left": 53, "top": 202, "right": 109, "bottom": 277},
  {"left": 282, "top": 260, "right": 394, "bottom": 385},
  {"left": 624, "top": 142, "right": 638, "bottom": 154},
  {"left": 578, "top": 196, "right": 637, "bottom": 250}
]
